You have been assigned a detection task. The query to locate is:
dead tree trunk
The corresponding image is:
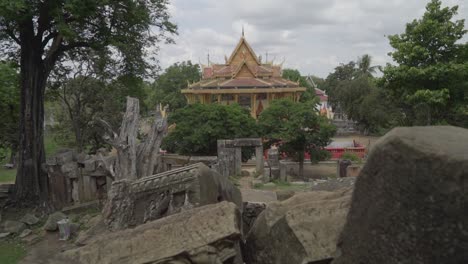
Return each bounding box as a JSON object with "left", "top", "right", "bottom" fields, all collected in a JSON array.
[
  {"left": 137, "top": 105, "right": 168, "bottom": 178},
  {"left": 99, "top": 97, "right": 168, "bottom": 181},
  {"left": 99, "top": 97, "right": 139, "bottom": 181}
]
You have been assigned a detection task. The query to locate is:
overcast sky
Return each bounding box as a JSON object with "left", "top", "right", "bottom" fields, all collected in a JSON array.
[{"left": 158, "top": 0, "right": 467, "bottom": 78}]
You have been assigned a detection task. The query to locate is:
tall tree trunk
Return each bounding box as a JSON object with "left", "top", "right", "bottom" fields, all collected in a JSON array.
[{"left": 14, "top": 50, "right": 49, "bottom": 206}]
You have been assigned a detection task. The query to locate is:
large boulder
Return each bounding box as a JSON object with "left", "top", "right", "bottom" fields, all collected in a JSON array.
[
  {"left": 245, "top": 188, "right": 352, "bottom": 264},
  {"left": 54, "top": 202, "right": 243, "bottom": 264},
  {"left": 333, "top": 126, "right": 468, "bottom": 264},
  {"left": 103, "top": 163, "right": 242, "bottom": 230}
]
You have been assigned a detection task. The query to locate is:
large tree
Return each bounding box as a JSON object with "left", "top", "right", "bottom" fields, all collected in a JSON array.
[
  {"left": 258, "top": 99, "right": 336, "bottom": 179},
  {"left": 149, "top": 61, "right": 200, "bottom": 111},
  {"left": 382, "top": 0, "right": 468, "bottom": 126},
  {"left": 163, "top": 103, "right": 258, "bottom": 156},
  {"left": 0, "top": 0, "right": 176, "bottom": 205}
]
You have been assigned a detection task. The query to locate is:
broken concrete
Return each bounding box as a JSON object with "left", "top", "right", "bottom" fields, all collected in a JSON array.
[
  {"left": 54, "top": 202, "right": 243, "bottom": 264},
  {"left": 333, "top": 126, "right": 468, "bottom": 264},
  {"left": 103, "top": 163, "right": 242, "bottom": 230},
  {"left": 245, "top": 188, "right": 352, "bottom": 264}
]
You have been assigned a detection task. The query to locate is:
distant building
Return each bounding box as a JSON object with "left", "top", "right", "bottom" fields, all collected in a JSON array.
[
  {"left": 181, "top": 33, "right": 306, "bottom": 118},
  {"left": 305, "top": 75, "right": 334, "bottom": 119}
]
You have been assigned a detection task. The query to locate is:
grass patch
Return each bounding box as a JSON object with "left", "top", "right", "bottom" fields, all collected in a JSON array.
[
  {"left": 0, "top": 168, "right": 16, "bottom": 183},
  {"left": 228, "top": 175, "right": 241, "bottom": 187},
  {"left": 44, "top": 135, "right": 63, "bottom": 156},
  {"left": 0, "top": 241, "right": 26, "bottom": 264}
]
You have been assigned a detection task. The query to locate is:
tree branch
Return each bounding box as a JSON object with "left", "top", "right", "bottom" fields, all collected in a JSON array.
[{"left": 5, "top": 29, "right": 20, "bottom": 45}]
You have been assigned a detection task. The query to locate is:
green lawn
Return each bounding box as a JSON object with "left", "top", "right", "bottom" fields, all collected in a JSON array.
[
  {"left": 0, "top": 241, "right": 26, "bottom": 264},
  {"left": 0, "top": 168, "right": 16, "bottom": 183}
]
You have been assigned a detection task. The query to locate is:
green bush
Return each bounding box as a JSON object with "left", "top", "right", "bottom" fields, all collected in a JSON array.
[{"left": 341, "top": 152, "right": 361, "bottom": 163}]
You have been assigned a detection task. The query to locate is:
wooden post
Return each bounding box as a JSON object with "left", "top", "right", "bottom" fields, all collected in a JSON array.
[{"left": 234, "top": 94, "right": 239, "bottom": 103}]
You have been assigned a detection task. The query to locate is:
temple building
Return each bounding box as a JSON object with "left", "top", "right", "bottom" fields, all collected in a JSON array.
[{"left": 181, "top": 33, "right": 306, "bottom": 118}]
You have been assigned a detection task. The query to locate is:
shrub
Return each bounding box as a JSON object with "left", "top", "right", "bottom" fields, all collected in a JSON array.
[{"left": 341, "top": 152, "right": 361, "bottom": 163}]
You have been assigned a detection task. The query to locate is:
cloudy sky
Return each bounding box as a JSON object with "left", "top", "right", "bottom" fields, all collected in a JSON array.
[{"left": 158, "top": 0, "right": 467, "bottom": 78}]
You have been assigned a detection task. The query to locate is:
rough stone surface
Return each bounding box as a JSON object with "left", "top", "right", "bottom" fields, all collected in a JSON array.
[
  {"left": 19, "top": 229, "right": 32, "bottom": 238},
  {"left": 103, "top": 163, "right": 242, "bottom": 230},
  {"left": 0, "top": 232, "right": 10, "bottom": 238},
  {"left": 240, "top": 188, "right": 277, "bottom": 203},
  {"left": 44, "top": 212, "right": 67, "bottom": 231},
  {"left": 20, "top": 213, "right": 39, "bottom": 226},
  {"left": 276, "top": 190, "right": 295, "bottom": 201},
  {"left": 54, "top": 202, "right": 242, "bottom": 264},
  {"left": 309, "top": 177, "right": 356, "bottom": 192},
  {"left": 245, "top": 188, "right": 352, "bottom": 264},
  {"left": 242, "top": 202, "right": 266, "bottom": 235},
  {"left": 2, "top": 220, "right": 27, "bottom": 234},
  {"left": 333, "top": 126, "right": 468, "bottom": 264}
]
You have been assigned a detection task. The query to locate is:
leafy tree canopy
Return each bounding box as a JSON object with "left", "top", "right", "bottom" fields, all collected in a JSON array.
[
  {"left": 163, "top": 103, "right": 258, "bottom": 156},
  {"left": 258, "top": 99, "right": 335, "bottom": 177},
  {"left": 150, "top": 61, "right": 200, "bottom": 110},
  {"left": 382, "top": 0, "right": 468, "bottom": 126},
  {"left": 282, "top": 68, "right": 317, "bottom": 103}
]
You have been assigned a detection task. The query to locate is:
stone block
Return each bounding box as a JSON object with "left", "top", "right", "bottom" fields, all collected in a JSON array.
[
  {"left": 333, "top": 126, "right": 468, "bottom": 264},
  {"left": 245, "top": 189, "right": 352, "bottom": 264},
  {"left": 55, "top": 202, "right": 243, "bottom": 264},
  {"left": 103, "top": 163, "right": 242, "bottom": 230}
]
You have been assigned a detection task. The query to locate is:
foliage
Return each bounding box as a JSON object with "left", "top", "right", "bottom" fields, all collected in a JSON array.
[
  {"left": 47, "top": 75, "right": 126, "bottom": 153},
  {"left": 163, "top": 103, "right": 258, "bottom": 156},
  {"left": 310, "top": 149, "right": 332, "bottom": 164},
  {"left": 382, "top": 0, "right": 468, "bottom": 126},
  {"left": 0, "top": 62, "right": 19, "bottom": 163},
  {"left": 150, "top": 61, "right": 201, "bottom": 111},
  {"left": 341, "top": 152, "right": 361, "bottom": 163},
  {"left": 258, "top": 99, "right": 336, "bottom": 177},
  {"left": 0, "top": 0, "right": 177, "bottom": 203},
  {"left": 282, "top": 68, "right": 317, "bottom": 103},
  {"left": 322, "top": 56, "right": 399, "bottom": 134},
  {"left": 0, "top": 241, "right": 26, "bottom": 264}
]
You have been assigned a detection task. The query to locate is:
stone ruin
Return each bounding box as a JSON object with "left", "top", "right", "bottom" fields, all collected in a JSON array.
[
  {"left": 38, "top": 97, "right": 468, "bottom": 264},
  {"left": 46, "top": 150, "right": 114, "bottom": 208},
  {"left": 103, "top": 162, "right": 242, "bottom": 230},
  {"left": 215, "top": 138, "right": 264, "bottom": 178},
  {"left": 54, "top": 202, "right": 243, "bottom": 264}
]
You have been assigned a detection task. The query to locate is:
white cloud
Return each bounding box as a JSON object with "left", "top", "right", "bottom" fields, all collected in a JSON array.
[{"left": 158, "top": 0, "right": 468, "bottom": 77}]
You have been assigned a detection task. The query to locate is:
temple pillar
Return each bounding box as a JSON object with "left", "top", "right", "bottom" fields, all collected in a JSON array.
[{"left": 234, "top": 94, "right": 239, "bottom": 104}]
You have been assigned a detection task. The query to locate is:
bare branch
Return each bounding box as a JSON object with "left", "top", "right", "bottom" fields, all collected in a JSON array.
[{"left": 5, "top": 29, "right": 20, "bottom": 45}]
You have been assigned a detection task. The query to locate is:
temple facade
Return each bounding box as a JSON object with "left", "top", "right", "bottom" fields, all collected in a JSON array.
[{"left": 181, "top": 34, "right": 306, "bottom": 118}]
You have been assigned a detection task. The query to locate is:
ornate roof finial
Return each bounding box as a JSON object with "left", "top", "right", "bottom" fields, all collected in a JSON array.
[{"left": 242, "top": 25, "right": 244, "bottom": 37}]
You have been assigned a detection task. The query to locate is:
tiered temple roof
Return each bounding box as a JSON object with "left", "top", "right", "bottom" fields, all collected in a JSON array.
[
  {"left": 185, "top": 35, "right": 303, "bottom": 90},
  {"left": 182, "top": 34, "right": 306, "bottom": 118}
]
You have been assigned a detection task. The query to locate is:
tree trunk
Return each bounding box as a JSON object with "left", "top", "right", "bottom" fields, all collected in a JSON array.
[
  {"left": 137, "top": 105, "right": 168, "bottom": 178},
  {"left": 14, "top": 50, "right": 49, "bottom": 206}
]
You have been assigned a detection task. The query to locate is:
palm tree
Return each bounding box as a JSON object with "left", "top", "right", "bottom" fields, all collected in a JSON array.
[{"left": 356, "top": 54, "right": 381, "bottom": 78}]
